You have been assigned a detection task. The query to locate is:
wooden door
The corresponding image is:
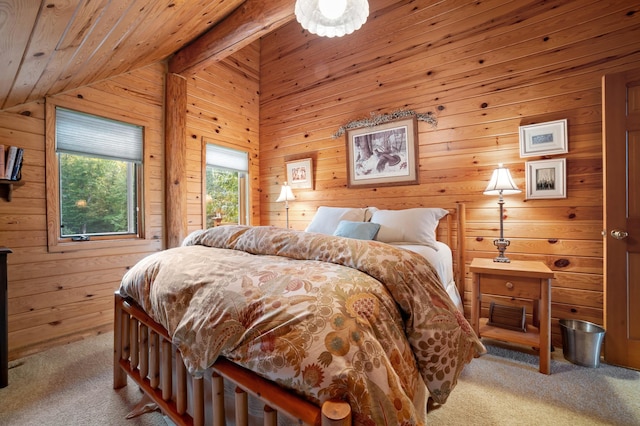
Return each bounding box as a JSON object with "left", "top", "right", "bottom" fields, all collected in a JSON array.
[{"left": 602, "top": 69, "right": 640, "bottom": 370}]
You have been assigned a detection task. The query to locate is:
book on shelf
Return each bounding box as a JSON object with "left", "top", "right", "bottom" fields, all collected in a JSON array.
[
  {"left": 10, "top": 148, "right": 23, "bottom": 180},
  {"left": 4, "top": 146, "right": 17, "bottom": 180}
]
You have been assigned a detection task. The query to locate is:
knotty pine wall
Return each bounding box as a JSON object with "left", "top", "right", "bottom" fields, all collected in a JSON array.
[
  {"left": 185, "top": 43, "right": 262, "bottom": 233},
  {"left": 2, "top": 0, "right": 639, "bottom": 359},
  {"left": 258, "top": 0, "right": 640, "bottom": 348},
  {"left": 0, "top": 48, "right": 260, "bottom": 359},
  {"left": 0, "top": 63, "right": 166, "bottom": 360}
]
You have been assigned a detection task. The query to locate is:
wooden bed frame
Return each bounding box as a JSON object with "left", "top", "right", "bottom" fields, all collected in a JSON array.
[
  {"left": 440, "top": 202, "right": 466, "bottom": 302},
  {"left": 113, "top": 203, "right": 465, "bottom": 426},
  {"left": 114, "top": 293, "right": 351, "bottom": 425}
]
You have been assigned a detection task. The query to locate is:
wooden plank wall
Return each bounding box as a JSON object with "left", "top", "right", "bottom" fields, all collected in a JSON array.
[
  {"left": 0, "top": 42, "right": 259, "bottom": 359},
  {"left": 258, "top": 0, "right": 640, "bottom": 347},
  {"left": 2, "top": 0, "right": 639, "bottom": 358},
  {"left": 0, "top": 63, "right": 165, "bottom": 359},
  {"left": 185, "top": 42, "right": 262, "bottom": 233}
]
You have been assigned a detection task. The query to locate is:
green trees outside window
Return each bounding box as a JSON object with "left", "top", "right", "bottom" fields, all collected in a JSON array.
[
  {"left": 59, "top": 153, "right": 136, "bottom": 236},
  {"left": 205, "top": 166, "right": 241, "bottom": 228}
]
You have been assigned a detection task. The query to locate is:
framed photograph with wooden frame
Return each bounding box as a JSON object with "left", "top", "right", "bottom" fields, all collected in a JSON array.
[
  {"left": 285, "top": 158, "right": 313, "bottom": 189},
  {"left": 519, "top": 119, "right": 568, "bottom": 157},
  {"left": 525, "top": 158, "right": 566, "bottom": 199},
  {"left": 345, "top": 116, "right": 419, "bottom": 188}
]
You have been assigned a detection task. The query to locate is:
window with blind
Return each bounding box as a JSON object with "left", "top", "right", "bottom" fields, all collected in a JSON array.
[
  {"left": 55, "top": 107, "right": 143, "bottom": 238},
  {"left": 205, "top": 144, "right": 249, "bottom": 227}
]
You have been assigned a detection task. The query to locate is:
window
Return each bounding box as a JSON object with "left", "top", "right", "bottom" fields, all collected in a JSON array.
[
  {"left": 205, "top": 144, "right": 249, "bottom": 227},
  {"left": 51, "top": 106, "right": 143, "bottom": 242}
]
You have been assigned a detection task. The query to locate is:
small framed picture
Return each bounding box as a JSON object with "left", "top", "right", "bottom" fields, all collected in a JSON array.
[
  {"left": 525, "top": 158, "right": 566, "bottom": 199},
  {"left": 519, "top": 119, "right": 568, "bottom": 157},
  {"left": 285, "top": 158, "right": 313, "bottom": 189}
]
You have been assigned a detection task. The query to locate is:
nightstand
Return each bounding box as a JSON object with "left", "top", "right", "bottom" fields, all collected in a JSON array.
[{"left": 470, "top": 258, "right": 554, "bottom": 374}]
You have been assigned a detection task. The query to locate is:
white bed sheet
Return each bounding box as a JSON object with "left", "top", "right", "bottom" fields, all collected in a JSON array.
[{"left": 390, "top": 241, "right": 463, "bottom": 313}]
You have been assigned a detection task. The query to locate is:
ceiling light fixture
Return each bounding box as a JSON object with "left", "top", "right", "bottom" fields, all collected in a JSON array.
[{"left": 295, "top": 0, "right": 369, "bottom": 38}]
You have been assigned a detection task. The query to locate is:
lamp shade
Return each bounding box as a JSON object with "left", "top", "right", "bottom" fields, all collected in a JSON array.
[
  {"left": 276, "top": 183, "right": 295, "bottom": 202},
  {"left": 295, "top": 0, "right": 369, "bottom": 38},
  {"left": 483, "top": 163, "right": 521, "bottom": 195}
]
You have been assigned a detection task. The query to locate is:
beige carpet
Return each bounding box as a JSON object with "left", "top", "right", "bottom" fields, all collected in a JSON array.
[
  {"left": 0, "top": 332, "right": 166, "bottom": 426},
  {"left": 428, "top": 341, "right": 640, "bottom": 425},
  {"left": 0, "top": 333, "right": 638, "bottom": 425}
]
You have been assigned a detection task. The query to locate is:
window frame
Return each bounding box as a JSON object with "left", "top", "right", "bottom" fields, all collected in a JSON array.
[
  {"left": 45, "top": 99, "right": 149, "bottom": 252},
  {"left": 201, "top": 140, "right": 250, "bottom": 228}
]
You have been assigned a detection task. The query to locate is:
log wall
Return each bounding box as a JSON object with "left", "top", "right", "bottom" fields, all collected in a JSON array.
[{"left": 258, "top": 0, "right": 640, "bottom": 347}]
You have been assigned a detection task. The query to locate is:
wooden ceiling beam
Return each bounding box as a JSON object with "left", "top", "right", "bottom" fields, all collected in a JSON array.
[{"left": 169, "top": 0, "right": 295, "bottom": 76}]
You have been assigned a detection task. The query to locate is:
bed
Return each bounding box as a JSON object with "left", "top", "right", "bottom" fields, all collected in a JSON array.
[{"left": 113, "top": 203, "right": 483, "bottom": 425}]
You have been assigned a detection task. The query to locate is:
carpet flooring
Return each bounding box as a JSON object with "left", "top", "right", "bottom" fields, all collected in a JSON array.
[{"left": 0, "top": 333, "right": 638, "bottom": 425}]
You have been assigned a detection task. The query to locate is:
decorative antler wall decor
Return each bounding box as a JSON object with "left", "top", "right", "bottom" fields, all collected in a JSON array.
[{"left": 332, "top": 109, "right": 437, "bottom": 139}]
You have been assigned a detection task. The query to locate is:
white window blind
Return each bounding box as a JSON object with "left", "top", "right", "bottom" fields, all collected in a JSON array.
[
  {"left": 56, "top": 107, "right": 143, "bottom": 162},
  {"left": 206, "top": 144, "right": 248, "bottom": 172}
]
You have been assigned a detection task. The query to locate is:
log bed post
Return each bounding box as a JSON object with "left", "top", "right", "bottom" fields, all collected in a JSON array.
[
  {"left": 456, "top": 202, "right": 466, "bottom": 304},
  {"left": 322, "top": 400, "right": 352, "bottom": 426},
  {"left": 113, "top": 294, "right": 127, "bottom": 389}
]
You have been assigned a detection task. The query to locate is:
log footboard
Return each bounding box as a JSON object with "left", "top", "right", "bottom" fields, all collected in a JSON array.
[{"left": 114, "top": 292, "right": 351, "bottom": 426}]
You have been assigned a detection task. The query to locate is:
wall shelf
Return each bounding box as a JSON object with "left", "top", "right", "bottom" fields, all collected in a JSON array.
[{"left": 0, "top": 179, "right": 22, "bottom": 201}]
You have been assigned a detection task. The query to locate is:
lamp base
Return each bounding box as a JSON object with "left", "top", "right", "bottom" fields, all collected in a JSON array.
[
  {"left": 493, "top": 238, "right": 511, "bottom": 263},
  {"left": 493, "top": 255, "right": 511, "bottom": 263}
]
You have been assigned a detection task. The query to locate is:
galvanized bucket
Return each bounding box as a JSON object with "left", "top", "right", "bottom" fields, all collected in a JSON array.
[{"left": 559, "top": 319, "right": 605, "bottom": 368}]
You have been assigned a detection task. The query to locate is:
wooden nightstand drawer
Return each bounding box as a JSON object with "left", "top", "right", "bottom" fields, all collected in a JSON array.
[{"left": 479, "top": 274, "right": 541, "bottom": 299}]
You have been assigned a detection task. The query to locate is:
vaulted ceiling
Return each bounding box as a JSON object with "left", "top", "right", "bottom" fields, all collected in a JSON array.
[{"left": 1, "top": 0, "right": 295, "bottom": 112}]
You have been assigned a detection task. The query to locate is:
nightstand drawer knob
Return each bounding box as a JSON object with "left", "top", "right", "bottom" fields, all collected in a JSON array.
[{"left": 505, "top": 281, "right": 514, "bottom": 289}]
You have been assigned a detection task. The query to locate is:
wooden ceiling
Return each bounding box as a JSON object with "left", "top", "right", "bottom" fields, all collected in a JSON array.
[{"left": 0, "top": 0, "right": 295, "bottom": 112}]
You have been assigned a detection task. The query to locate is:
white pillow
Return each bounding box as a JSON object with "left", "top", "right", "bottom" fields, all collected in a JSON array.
[
  {"left": 370, "top": 208, "right": 448, "bottom": 249},
  {"left": 305, "top": 206, "right": 369, "bottom": 235}
]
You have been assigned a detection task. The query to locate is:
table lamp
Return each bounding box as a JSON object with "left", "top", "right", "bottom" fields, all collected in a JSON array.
[
  {"left": 483, "top": 163, "right": 521, "bottom": 262},
  {"left": 276, "top": 182, "right": 295, "bottom": 229}
]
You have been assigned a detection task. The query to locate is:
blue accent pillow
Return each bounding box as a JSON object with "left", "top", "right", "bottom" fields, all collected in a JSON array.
[{"left": 333, "top": 220, "right": 381, "bottom": 240}]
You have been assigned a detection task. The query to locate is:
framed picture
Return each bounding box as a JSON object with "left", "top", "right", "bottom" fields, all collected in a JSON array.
[
  {"left": 525, "top": 158, "right": 566, "bottom": 199},
  {"left": 345, "top": 117, "right": 419, "bottom": 188},
  {"left": 519, "top": 119, "right": 568, "bottom": 157},
  {"left": 285, "top": 158, "right": 313, "bottom": 189}
]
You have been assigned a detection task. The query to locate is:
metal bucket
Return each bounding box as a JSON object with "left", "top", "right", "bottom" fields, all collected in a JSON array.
[{"left": 559, "top": 319, "right": 605, "bottom": 368}]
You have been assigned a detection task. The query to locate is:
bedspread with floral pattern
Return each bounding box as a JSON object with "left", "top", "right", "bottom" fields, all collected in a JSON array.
[{"left": 119, "top": 226, "right": 484, "bottom": 425}]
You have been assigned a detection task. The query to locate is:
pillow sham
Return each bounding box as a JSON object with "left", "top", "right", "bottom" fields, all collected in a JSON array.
[
  {"left": 333, "top": 220, "right": 381, "bottom": 240},
  {"left": 370, "top": 207, "right": 448, "bottom": 249},
  {"left": 305, "top": 206, "right": 369, "bottom": 235}
]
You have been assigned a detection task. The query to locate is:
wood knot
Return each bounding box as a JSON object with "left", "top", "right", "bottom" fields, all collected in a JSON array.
[
  {"left": 554, "top": 258, "right": 570, "bottom": 268},
  {"left": 571, "top": 308, "right": 577, "bottom": 313}
]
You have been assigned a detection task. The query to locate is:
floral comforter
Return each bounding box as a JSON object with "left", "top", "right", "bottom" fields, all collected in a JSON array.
[{"left": 119, "top": 225, "right": 484, "bottom": 425}]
